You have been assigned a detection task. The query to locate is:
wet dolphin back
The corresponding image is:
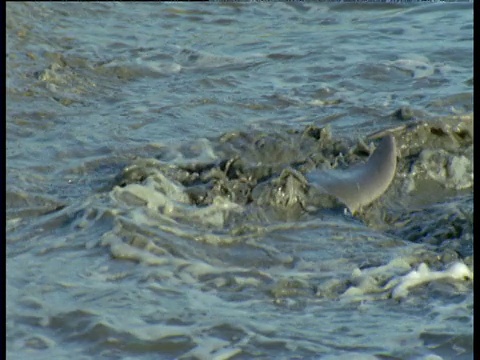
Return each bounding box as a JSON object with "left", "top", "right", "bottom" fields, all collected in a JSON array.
[{"left": 307, "top": 135, "right": 397, "bottom": 214}]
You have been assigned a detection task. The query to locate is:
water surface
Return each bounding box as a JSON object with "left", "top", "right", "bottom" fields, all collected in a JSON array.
[{"left": 7, "top": 2, "right": 473, "bottom": 359}]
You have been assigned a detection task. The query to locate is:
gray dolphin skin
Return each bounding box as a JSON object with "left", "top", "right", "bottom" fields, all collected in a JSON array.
[{"left": 307, "top": 135, "right": 397, "bottom": 214}]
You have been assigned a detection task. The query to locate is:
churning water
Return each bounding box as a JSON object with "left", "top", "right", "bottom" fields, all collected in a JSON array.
[{"left": 7, "top": 2, "right": 473, "bottom": 359}]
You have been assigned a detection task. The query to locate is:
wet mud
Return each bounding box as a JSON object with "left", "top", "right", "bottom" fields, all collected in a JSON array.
[{"left": 114, "top": 113, "right": 473, "bottom": 255}]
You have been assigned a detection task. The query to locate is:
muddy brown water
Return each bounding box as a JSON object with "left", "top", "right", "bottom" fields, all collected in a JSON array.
[{"left": 7, "top": 2, "right": 472, "bottom": 359}]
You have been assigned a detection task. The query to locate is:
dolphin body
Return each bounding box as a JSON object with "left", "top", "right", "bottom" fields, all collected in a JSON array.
[{"left": 307, "top": 135, "right": 397, "bottom": 214}]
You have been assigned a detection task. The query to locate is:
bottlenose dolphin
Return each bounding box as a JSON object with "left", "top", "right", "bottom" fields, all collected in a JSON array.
[{"left": 307, "top": 135, "right": 397, "bottom": 214}]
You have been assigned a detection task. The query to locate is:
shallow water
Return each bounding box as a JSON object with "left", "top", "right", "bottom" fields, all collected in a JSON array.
[{"left": 6, "top": 2, "right": 473, "bottom": 360}]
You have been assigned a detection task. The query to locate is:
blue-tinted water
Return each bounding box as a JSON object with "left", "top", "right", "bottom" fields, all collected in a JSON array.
[{"left": 7, "top": 2, "right": 473, "bottom": 359}]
